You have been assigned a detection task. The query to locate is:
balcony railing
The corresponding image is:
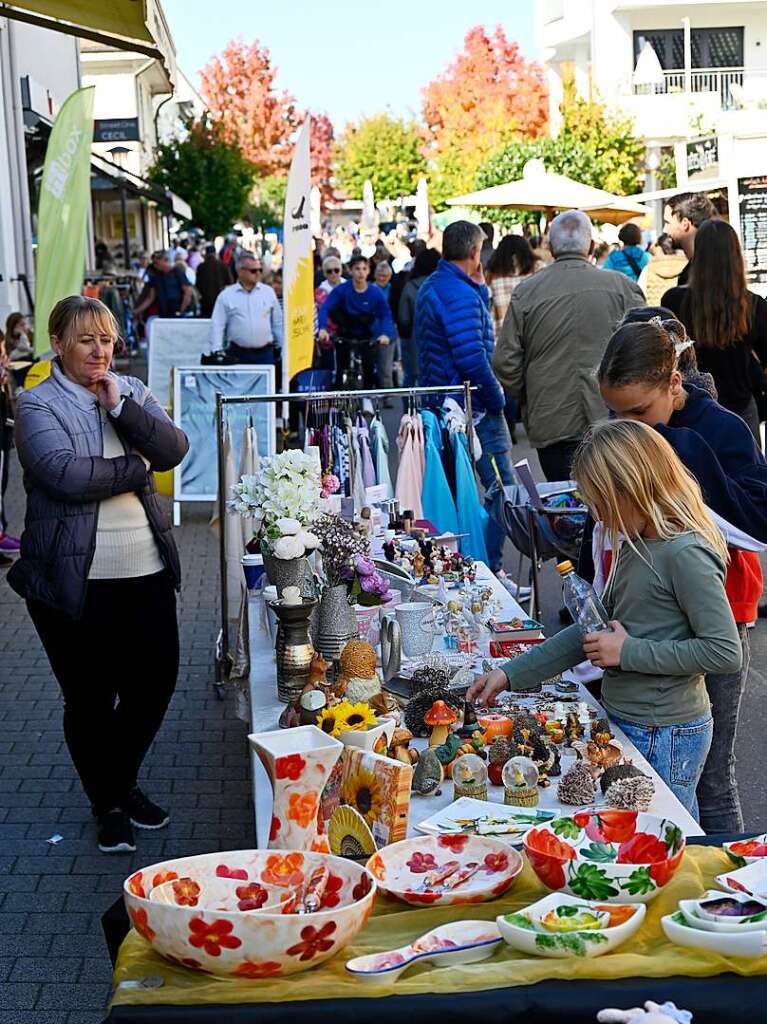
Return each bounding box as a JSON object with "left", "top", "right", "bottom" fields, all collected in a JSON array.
[{"left": 631, "top": 67, "right": 767, "bottom": 110}]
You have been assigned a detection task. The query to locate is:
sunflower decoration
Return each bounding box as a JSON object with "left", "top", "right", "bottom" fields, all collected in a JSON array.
[
  {"left": 341, "top": 764, "right": 384, "bottom": 828},
  {"left": 338, "top": 701, "right": 377, "bottom": 732},
  {"left": 316, "top": 705, "right": 344, "bottom": 737}
]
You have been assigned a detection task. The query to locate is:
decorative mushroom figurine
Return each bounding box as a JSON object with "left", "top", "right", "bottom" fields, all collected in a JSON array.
[
  {"left": 390, "top": 727, "right": 418, "bottom": 765},
  {"left": 424, "top": 700, "right": 459, "bottom": 748}
]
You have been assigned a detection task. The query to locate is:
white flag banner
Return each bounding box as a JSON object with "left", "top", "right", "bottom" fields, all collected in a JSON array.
[{"left": 282, "top": 118, "right": 314, "bottom": 392}]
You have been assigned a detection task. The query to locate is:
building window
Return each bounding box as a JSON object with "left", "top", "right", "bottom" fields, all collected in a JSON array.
[{"left": 633, "top": 27, "right": 744, "bottom": 69}]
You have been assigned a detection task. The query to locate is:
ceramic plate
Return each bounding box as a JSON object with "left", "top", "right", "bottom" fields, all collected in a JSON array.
[
  {"left": 715, "top": 859, "right": 767, "bottom": 898},
  {"left": 415, "top": 797, "right": 558, "bottom": 844},
  {"left": 723, "top": 834, "right": 767, "bottom": 867},
  {"left": 497, "top": 891, "right": 645, "bottom": 958},
  {"left": 366, "top": 834, "right": 523, "bottom": 907},
  {"left": 661, "top": 911, "right": 767, "bottom": 958},
  {"left": 678, "top": 891, "right": 767, "bottom": 933}
]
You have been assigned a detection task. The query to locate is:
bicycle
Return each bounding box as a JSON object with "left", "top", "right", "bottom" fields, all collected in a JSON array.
[{"left": 334, "top": 336, "right": 379, "bottom": 391}]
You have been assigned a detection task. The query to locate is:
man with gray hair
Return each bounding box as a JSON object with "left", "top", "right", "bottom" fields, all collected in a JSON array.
[
  {"left": 494, "top": 210, "right": 643, "bottom": 481},
  {"left": 211, "top": 251, "right": 283, "bottom": 365}
]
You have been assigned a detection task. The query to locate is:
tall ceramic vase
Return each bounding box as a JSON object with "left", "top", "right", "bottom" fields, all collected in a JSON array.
[
  {"left": 249, "top": 725, "right": 343, "bottom": 851},
  {"left": 316, "top": 584, "right": 359, "bottom": 662},
  {"left": 270, "top": 598, "right": 317, "bottom": 704},
  {"left": 261, "top": 551, "right": 308, "bottom": 598}
]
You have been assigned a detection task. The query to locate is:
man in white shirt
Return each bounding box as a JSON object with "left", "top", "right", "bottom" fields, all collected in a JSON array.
[{"left": 211, "top": 252, "right": 283, "bottom": 365}]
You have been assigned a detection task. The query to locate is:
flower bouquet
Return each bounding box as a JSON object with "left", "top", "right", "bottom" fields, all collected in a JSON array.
[{"left": 312, "top": 515, "right": 393, "bottom": 607}]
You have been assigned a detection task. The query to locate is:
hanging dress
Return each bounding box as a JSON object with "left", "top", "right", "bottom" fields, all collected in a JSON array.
[
  {"left": 420, "top": 410, "right": 459, "bottom": 536},
  {"left": 370, "top": 415, "right": 393, "bottom": 499},
  {"left": 451, "top": 428, "right": 489, "bottom": 563},
  {"left": 395, "top": 414, "right": 423, "bottom": 518}
]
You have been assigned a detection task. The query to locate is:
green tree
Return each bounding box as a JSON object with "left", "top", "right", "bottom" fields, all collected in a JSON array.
[
  {"left": 334, "top": 113, "right": 426, "bottom": 200},
  {"left": 148, "top": 116, "right": 255, "bottom": 236},
  {"left": 246, "top": 174, "right": 288, "bottom": 228}
]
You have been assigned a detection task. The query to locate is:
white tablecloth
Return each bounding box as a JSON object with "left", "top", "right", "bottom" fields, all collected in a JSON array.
[{"left": 247, "top": 563, "right": 703, "bottom": 847}]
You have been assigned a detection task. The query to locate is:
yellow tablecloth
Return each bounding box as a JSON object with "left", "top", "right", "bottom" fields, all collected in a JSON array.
[{"left": 110, "top": 846, "right": 767, "bottom": 1008}]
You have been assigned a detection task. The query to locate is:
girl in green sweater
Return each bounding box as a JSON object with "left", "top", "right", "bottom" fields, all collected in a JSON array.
[{"left": 468, "top": 419, "right": 741, "bottom": 820}]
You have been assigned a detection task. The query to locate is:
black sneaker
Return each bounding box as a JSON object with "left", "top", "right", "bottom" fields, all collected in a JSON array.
[
  {"left": 97, "top": 809, "right": 136, "bottom": 853},
  {"left": 123, "top": 786, "right": 170, "bottom": 830}
]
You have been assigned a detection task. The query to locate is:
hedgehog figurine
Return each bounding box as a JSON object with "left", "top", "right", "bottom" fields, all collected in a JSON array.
[
  {"left": 404, "top": 685, "right": 463, "bottom": 737},
  {"left": 599, "top": 762, "right": 647, "bottom": 795},
  {"left": 604, "top": 775, "right": 655, "bottom": 811},
  {"left": 557, "top": 761, "right": 597, "bottom": 805},
  {"left": 488, "top": 736, "right": 512, "bottom": 786}
]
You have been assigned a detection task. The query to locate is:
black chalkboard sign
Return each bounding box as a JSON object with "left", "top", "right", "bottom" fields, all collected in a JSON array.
[{"left": 738, "top": 175, "right": 767, "bottom": 286}]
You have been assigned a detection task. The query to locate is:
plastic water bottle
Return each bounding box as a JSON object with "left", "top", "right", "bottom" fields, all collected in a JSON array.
[{"left": 556, "top": 561, "right": 610, "bottom": 635}]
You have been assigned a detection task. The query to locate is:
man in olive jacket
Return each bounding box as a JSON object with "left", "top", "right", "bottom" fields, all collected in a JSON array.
[{"left": 493, "top": 210, "right": 643, "bottom": 481}]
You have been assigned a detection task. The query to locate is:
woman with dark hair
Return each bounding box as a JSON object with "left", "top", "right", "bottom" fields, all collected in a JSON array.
[
  {"left": 486, "top": 235, "right": 542, "bottom": 335},
  {"left": 395, "top": 247, "right": 441, "bottom": 387},
  {"left": 619, "top": 305, "right": 717, "bottom": 398},
  {"left": 592, "top": 318, "right": 767, "bottom": 833},
  {"left": 662, "top": 218, "right": 767, "bottom": 442}
]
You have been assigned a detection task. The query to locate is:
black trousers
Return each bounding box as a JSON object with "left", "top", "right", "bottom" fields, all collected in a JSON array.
[
  {"left": 536, "top": 440, "right": 580, "bottom": 483},
  {"left": 28, "top": 570, "right": 179, "bottom": 814}
]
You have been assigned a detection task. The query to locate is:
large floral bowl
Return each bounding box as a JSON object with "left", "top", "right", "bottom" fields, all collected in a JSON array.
[
  {"left": 124, "top": 849, "right": 376, "bottom": 978},
  {"left": 523, "top": 810, "right": 685, "bottom": 904},
  {"left": 366, "top": 834, "right": 523, "bottom": 907}
]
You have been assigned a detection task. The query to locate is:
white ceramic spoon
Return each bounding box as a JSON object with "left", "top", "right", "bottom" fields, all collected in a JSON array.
[{"left": 345, "top": 920, "right": 502, "bottom": 985}]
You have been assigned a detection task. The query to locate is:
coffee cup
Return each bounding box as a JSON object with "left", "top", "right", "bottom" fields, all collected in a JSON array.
[{"left": 241, "top": 553, "right": 265, "bottom": 590}]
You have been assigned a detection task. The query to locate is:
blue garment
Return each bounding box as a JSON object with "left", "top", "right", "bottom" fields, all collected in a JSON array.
[
  {"left": 414, "top": 259, "right": 504, "bottom": 415},
  {"left": 420, "top": 410, "right": 458, "bottom": 536},
  {"left": 474, "top": 411, "right": 514, "bottom": 572},
  {"left": 451, "top": 429, "right": 489, "bottom": 563},
  {"left": 318, "top": 280, "right": 395, "bottom": 341},
  {"left": 369, "top": 416, "right": 393, "bottom": 499},
  {"left": 602, "top": 245, "right": 650, "bottom": 282},
  {"left": 611, "top": 712, "right": 713, "bottom": 821}
]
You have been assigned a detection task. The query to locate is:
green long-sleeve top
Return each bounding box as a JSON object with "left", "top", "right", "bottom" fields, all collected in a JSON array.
[{"left": 501, "top": 533, "right": 742, "bottom": 726}]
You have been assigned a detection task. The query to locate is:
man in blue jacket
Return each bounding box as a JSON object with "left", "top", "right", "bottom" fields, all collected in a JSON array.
[{"left": 414, "top": 221, "right": 512, "bottom": 571}]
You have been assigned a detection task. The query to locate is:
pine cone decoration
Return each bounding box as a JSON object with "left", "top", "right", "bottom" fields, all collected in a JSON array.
[
  {"left": 557, "top": 761, "right": 597, "bottom": 805},
  {"left": 604, "top": 775, "right": 655, "bottom": 811}
]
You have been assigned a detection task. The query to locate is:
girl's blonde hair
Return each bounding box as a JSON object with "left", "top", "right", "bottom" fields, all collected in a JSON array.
[
  {"left": 572, "top": 420, "right": 728, "bottom": 578},
  {"left": 49, "top": 295, "right": 118, "bottom": 353}
]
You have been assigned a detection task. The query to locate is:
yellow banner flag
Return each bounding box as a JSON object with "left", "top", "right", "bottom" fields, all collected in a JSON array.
[{"left": 282, "top": 118, "right": 314, "bottom": 388}]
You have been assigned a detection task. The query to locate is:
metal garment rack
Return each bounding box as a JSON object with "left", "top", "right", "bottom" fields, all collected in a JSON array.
[{"left": 214, "top": 381, "right": 477, "bottom": 677}]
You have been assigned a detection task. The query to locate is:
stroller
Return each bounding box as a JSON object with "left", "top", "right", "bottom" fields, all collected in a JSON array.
[{"left": 486, "top": 462, "right": 587, "bottom": 620}]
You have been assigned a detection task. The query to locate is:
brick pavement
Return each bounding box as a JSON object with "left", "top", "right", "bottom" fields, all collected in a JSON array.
[{"left": 0, "top": 452, "right": 255, "bottom": 1022}]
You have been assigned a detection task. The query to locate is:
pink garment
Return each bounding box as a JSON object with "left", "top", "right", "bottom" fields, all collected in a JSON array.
[{"left": 395, "top": 414, "right": 424, "bottom": 518}]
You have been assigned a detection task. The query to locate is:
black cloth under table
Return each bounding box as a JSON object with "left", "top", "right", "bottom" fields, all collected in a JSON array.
[{"left": 101, "top": 836, "right": 767, "bottom": 1024}]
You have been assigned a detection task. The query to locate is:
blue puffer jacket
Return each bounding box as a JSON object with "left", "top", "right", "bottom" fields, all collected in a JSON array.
[{"left": 414, "top": 260, "right": 504, "bottom": 414}]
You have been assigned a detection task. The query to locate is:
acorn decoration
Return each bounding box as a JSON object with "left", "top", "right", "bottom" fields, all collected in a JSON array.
[
  {"left": 605, "top": 775, "right": 655, "bottom": 811},
  {"left": 557, "top": 761, "right": 597, "bottom": 806}
]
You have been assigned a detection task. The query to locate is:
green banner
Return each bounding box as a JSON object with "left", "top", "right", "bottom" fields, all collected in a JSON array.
[{"left": 34, "top": 86, "right": 95, "bottom": 354}]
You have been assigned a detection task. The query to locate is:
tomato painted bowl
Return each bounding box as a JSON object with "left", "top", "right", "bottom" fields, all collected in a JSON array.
[
  {"left": 366, "top": 833, "right": 523, "bottom": 907},
  {"left": 523, "top": 810, "right": 685, "bottom": 904},
  {"left": 723, "top": 834, "right": 767, "bottom": 868},
  {"left": 124, "top": 850, "right": 376, "bottom": 978}
]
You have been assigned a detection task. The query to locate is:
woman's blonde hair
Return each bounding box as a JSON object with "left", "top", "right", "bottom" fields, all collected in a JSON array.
[
  {"left": 572, "top": 420, "right": 728, "bottom": 579},
  {"left": 48, "top": 295, "right": 118, "bottom": 353}
]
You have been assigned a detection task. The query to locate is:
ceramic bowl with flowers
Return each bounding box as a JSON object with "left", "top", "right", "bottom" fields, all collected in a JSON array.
[
  {"left": 523, "top": 810, "right": 686, "bottom": 904},
  {"left": 124, "top": 849, "right": 376, "bottom": 978},
  {"left": 723, "top": 834, "right": 767, "bottom": 868}
]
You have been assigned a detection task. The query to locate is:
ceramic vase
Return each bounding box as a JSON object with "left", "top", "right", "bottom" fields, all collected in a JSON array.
[
  {"left": 316, "top": 584, "right": 359, "bottom": 661},
  {"left": 270, "top": 598, "right": 317, "bottom": 704},
  {"left": 249, "top": 725, "right": 344, "bottom": 851},
  {"left": 262, "top": 550, "right": 308, "bottom": 598}
]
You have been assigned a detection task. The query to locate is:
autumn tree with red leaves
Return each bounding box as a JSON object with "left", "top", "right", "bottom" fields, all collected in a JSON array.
[
  {"left": 310, "top": 113, "right": 335, "bottom": 205},
  {"left": 200, "top": 38, "right": 300, "bottom": 176},
  {"left": 422, "top": 25, "right": 548, "bottom": 207}
]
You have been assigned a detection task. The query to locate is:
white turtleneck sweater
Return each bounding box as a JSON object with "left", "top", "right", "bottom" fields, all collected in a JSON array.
[{"left": 88, "top": 407, "right": 164, "bottom": 580}]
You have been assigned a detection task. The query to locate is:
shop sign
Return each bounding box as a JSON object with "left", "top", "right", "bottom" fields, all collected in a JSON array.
[{"left": 94, "top": 118, "right": 140, "bottom": 143}]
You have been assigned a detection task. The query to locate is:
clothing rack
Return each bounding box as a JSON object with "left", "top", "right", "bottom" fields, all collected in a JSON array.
[{"left": 214, "top": 382, "right": 476, "bottom": 676}]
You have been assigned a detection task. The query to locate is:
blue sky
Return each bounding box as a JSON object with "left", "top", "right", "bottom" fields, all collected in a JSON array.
[{"left": 162, "top": 0, "right": 537, "bottom": 128}]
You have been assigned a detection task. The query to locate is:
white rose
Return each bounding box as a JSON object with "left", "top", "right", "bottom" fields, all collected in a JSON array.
[
  {"left": 272, "top": 535, "right": 304, "bottom": 559},
  {"left": 298, "top": 531, "right": 319, "bottom": 550},
  {"left": 276, "top": 517, "right": 301, "bottom": 536}
]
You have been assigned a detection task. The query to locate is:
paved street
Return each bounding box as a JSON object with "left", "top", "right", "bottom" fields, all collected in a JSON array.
[{"left": 0, "top": 417, "right": 766, "bottom": 1020}]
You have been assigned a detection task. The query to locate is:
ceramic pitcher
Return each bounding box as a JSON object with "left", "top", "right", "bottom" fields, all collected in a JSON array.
[
  {"left": 395, "top": 602, "right": 436, "bottom": 658},
  {"left": 249, "top": 725, "right": 343, "bottom": 851}
]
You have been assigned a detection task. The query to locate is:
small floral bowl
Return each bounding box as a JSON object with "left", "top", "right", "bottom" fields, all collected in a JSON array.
[
  {"left": 366, "top": 834, "right": 523, "bottom": 907},
  {"left": 523, "top": 810, "right": 686, "bottom": 904},
  {"left": 124, "top": 850, "right": 376, "bottom": 978},
  {"left": 723, "top": 834, "right": 767, "bottom": 868}
]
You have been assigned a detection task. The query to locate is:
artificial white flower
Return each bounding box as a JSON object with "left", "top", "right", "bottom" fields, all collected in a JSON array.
[
  {"left": 276, "top": 517, "right": 301, "bottom": 536},
  {"left": 271, "top": 535, "right": 305, "bottom": 559},
  {"left": 297, "top": 530, "right": 319, "bottom": 550}
]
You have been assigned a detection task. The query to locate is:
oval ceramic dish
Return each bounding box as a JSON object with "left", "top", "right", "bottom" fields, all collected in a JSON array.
[
  {"left": 678, "top": 892, "right": 767, "bottom": 934},
  {"left": 715, "top": 860, "right": 767, "bottom": 898},
  {"left": 723, "top": 834, "right": 767, "bottom": 867},
  {"left": 661, "top": 911, "right": 767, "bottom": 958},
  {"left": 523, "top": 810, "right": 686, "bottom": 903},
  {"left": 345, "top": 920, "right": 502, "bottom": 983},
  {"left": 366, "top": 834, "right": 523, "bottom": 907},
  {"left": 497, "top": 891, "right": 646, "bottom": 958},
  {"left": 124, "top": 850, "right": 376, "bottom": 978}
]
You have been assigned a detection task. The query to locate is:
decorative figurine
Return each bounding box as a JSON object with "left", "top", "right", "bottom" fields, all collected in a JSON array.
[
  {"left": 299, "top": 688, "right": 327, "bottom": 726},
  {"left": 424, "top": 700, "right": 459, "bottom": 747},
  {"left": 413, "top": 552, "right": 425, "bottom": 578},
  {"left": 411, "top": 747, "right": 444, "bottom": 796},
  {"left": 389, "top": 727, "right": 419, "bottom": 766},
  {"left": 434, "top": 732, "right": 464, "bottom": 775},
  {"left": 369, "top": 691, "right": 401, "bottom": 726},
  {"left": 452, "top": 753, "right": 489, "bottom": 800},
  {"left": 565, "top": 711, "right": 585, "bottom": 745},
  {"left": 599, "top": 763, "right": 647, "bottom": 794},
  {"left": 502, "top": 756, "right": 539, "bottom": 807},
  {"left": 335, "top": 638, "right": 381, "bottom": 703},
  {"left": 488, "top": 736, "right": 512, "bottom": 787},
  {"left": 604, "top": 775, "right": 655, "bottom": 811},
  {"left": 557, "top": 760, "right": 597, "bottom": 805}
]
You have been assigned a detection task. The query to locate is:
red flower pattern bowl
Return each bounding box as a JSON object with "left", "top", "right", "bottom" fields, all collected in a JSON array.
[
  {"left": 366, "top": 834, "right": 523, "bottom": 907},
  {"left": 523, "top": 810, "right": 686, "bottom": 903},
  {"left": 124, "top": 850, "right": 376, "bottom": 978}
]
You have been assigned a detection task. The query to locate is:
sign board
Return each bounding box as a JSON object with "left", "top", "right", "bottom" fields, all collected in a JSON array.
[
  {"left": 147, "top": 318, "right": 213, "bottom": 407},
  {"left": 173, "top": 366, "right": 276, "bottom": 502},
  {"left": 674, "top": 136, "right": 720, "bottom": 187},
  {"left": 94, "top": 117, "right": 140, "bottom": 143},
  {"left": 738, "top": 175, "right": 767, "bottom": 287}
]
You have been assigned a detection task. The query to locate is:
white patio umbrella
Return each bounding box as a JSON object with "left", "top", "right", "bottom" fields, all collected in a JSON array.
[
  {"left": 447, "top": 158, "right": 651, "bottom": 225},
  {"left": 415, "top": 177, "right": 430, "bottom": 239},
  {"left": 633, "top": 41, "right": 666, "bottom": 88}
]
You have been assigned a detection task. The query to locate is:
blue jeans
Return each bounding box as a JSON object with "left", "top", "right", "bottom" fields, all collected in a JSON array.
[
  {"left": 475, "top": 412, "right": 514, "bottom": 572},
  {"left": 610, "top": 713, "right": 713, "bottom": 822}
]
